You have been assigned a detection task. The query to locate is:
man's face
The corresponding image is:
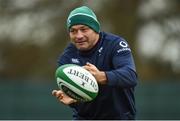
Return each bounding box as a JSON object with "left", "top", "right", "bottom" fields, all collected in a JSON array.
[{"left": 69, "top": 25, "right": 99, "bottom": 51}]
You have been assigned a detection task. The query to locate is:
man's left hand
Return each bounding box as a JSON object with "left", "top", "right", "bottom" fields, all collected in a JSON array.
[{"left": 83, "top": 62, "right": 107, "bottom": 84}]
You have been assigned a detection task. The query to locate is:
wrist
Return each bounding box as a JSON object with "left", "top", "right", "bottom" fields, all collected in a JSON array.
[{"left": 99, "top": 71, "right": 107, "bottom": 84}]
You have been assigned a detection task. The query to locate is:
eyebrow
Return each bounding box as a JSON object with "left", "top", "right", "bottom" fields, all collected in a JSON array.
[{"left": 71, "top": 26, "right": 89, "bottom": 30}]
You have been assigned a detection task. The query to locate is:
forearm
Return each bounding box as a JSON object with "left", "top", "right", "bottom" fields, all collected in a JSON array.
[{"left": 105, "top": 67, "right": 138, "bottom": 88}]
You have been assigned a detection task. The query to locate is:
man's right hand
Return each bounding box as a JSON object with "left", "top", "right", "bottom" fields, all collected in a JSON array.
[{"left": 52, "top": 90, "right": 77, "bottom": 105}]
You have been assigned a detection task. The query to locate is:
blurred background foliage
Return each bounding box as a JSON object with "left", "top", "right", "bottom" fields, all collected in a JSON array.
[{"left": 0, "top": 0, "right": 180, "bottom": 120}]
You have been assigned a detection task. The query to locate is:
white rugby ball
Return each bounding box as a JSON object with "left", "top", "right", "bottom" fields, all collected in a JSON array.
[{"left": 55, "top": 64, "right": 99, "bottom": 102}]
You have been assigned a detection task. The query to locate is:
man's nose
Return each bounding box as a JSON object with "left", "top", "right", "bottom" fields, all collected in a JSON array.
[{"left": 76, "top": 30, "right": 83, "bottom": 39}]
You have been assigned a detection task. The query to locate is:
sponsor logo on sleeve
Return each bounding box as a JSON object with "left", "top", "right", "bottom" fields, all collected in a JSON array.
[{"left": 117, "top": 41, "right": 131, "bottom": 53}]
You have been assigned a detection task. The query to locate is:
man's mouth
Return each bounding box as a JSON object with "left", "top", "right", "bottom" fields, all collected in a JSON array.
[{"left": 75, "top": 40, "right": 87, "bottom": 45}]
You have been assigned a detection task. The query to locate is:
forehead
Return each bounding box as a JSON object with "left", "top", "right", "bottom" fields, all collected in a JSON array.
[{"left": 70, "top": 24, "right": 89, "bottom": 29}]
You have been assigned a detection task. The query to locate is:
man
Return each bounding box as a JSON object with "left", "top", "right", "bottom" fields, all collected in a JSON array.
[{"left": 52, "top": 6, "right": 138, "bottom": 120}]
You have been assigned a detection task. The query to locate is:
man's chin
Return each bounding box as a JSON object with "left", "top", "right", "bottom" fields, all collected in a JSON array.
[
  {"left": 77, "top": 46, "right": 89, "bottom": 51},
  {"left": 78, "top": 48, "right": 88, "bottom": 51}
]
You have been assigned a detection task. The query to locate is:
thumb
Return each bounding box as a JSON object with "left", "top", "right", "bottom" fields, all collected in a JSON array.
[{"left": 52, "top": 90, "right": 58, "bottom": 96}]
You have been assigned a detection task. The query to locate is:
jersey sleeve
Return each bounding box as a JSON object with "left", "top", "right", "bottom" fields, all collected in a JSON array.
[
  {"left": 105, "top": 39, "right": 138, "bottom": 88},
  {"left": 57, "top": 43, "right": 74, "bottom": 67},
  {"left": 57, "top": 52, "right": 71, "bottom": 66}
]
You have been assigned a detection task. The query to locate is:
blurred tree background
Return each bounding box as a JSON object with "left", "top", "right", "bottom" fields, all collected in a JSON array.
[{"left": 0, "top": 0, "right": 180, "bottom": 120}]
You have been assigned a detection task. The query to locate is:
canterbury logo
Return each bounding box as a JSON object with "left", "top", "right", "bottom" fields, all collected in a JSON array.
[{"left": 71, "top": 58, "right": 80, "bottom": 64}]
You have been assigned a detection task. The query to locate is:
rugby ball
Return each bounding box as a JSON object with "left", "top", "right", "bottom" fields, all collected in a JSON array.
[{"left": 55, "top": 64, "right": 99, "bottom": 102}]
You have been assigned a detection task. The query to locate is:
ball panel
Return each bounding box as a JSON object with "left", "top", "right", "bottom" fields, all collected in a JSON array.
[{"left": 57, "top": 77, "right": 92, "bottom": 101}]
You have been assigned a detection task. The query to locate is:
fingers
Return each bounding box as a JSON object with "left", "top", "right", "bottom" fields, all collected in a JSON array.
[
  {"left": 84, "top": 62, "right": 99, "bottom": 75},
  {"left": 86, "top": 62, "right": 91, "bottom": 66},
  {"left": 52, "top": 90, "right": 63, "bottom": 99},
  {"left": 83, "top": 65, "right": 91, "bottom": 71},
  {"left": 83, "top": 62, "right": 92, "bottom": 67},
  {"left": 85, "top": 62, "right": 94, "bottom": 67},
  {"left": 52, "top": 90, "right": 57, "bottom": 96},
  {"left": 52, "top": 89, "right": 78, "bottom": 105},
  {"left": 83, "top": 62, "right": 94, "bottom": 71}
]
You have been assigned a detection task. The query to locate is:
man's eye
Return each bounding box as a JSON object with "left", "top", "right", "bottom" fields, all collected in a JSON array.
[
  {"left": 81, "top": 28, "right": 88, "bottom": 32},
  {"left": 70, "top": 29, "right": 75, "bottom": 33}
]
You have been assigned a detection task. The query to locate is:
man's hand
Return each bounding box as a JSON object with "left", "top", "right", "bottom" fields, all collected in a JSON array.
[
  {"left": 83, "top": 62, "right": 107, "bottom": 84},
  {"left": 52, "top": 90, "right": 77, "bottom": 105}
]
